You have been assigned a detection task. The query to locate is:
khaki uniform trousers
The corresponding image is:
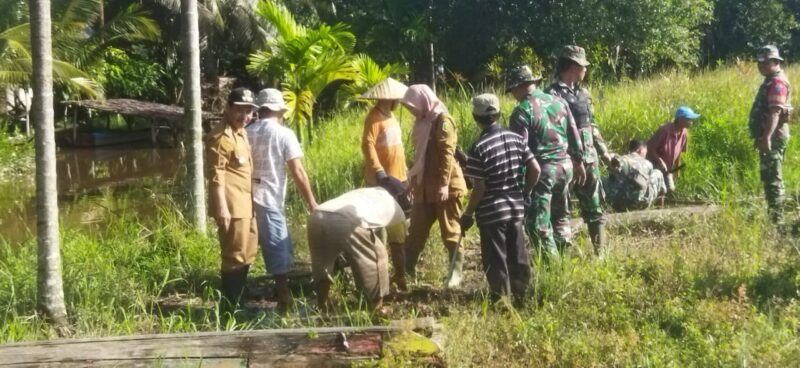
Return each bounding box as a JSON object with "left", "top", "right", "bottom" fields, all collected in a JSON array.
[
  {"left": 405, "top": 197, "right": 463, "bottom": 272},
  {"left": 217, "top": 218, "right": 258, "bottom": 272}
]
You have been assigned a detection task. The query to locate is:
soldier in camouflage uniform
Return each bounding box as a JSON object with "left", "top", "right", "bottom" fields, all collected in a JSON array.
[
  {"left": 546, "top": 46, "right": 612, "bottom": 255},
  {"left": 605, "top": 139, "right": 666, "bottom": 211},
  {"left": 506, "top": 65, "right": 586, "bottom": 255},
  {"left": 749, "top": 45, "right": 793, "bottom": 223}
]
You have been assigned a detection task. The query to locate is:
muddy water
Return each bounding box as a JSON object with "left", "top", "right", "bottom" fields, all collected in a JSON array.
[{"left": 0, "top": 145, "right": 184, "bottom": 244}]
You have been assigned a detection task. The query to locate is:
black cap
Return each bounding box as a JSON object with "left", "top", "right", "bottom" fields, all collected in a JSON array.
[{"left": 227, "top": 87, "right": 257, "bottom": 107}]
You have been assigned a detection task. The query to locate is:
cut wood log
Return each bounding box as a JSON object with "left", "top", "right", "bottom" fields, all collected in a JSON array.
[
  {"left": 571, "top": 205, "right": 720, "bottom": 230},
  {"left": 0, "top": 318, "right": 442, "bottom": 367}
]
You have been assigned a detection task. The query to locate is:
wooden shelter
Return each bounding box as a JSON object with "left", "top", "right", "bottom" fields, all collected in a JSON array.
[{"left": 60, "top": 99, "right": 220, "bottom": 147}]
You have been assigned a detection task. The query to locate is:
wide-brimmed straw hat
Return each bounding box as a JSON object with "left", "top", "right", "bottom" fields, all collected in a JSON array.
[{"left": 361, "top": 78, "right": 408, "bottom": 100}]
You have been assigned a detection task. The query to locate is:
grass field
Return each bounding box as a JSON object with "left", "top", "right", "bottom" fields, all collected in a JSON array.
[{"left": 1, "top": 65, "right": 800, "bottom": 366}]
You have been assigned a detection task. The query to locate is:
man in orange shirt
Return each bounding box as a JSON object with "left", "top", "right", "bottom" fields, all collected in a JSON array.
[{"left": 361, "top": 77, "right": 409, "bottom": 289}]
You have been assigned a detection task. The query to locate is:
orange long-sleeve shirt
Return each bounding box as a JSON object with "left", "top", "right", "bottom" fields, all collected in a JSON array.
[{"left": 361, "top": 107, "right": 408, "bottom": 185}]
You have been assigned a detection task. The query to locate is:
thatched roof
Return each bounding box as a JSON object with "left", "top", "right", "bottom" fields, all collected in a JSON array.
[{"left": 63, "top": 99, "right": 219, "bottom": 121}]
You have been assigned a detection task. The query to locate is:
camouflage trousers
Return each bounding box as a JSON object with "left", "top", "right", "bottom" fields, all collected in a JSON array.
[
  {"left": 575, "top": 161, "right": 604, "bottom": 225},
  {"left": 605, "top": 169, "right": 665, "bottom": 211},
  {"left": 525, "top": 160, "right": 573, "bottom": 253},
  {"left": 760, "top": 138, "right": 788, "bottom": 222}
]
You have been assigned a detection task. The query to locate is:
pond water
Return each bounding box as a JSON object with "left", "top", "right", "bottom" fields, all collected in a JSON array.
[{"left": 0, "top": 145, "right": 184, "bottom": 245}]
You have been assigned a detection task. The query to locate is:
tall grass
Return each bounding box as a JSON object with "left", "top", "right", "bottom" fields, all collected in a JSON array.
[
  {"left": 593, "top": 65, "right": 800, "bottom": 200},
  {"left": 1, "top": 66, "right": 800, "bottom": 366},
  {"left": 294, "top": 65, "right": 800, "bottom": 211},
  {"left": 445, "top": 204, "right": 800, "bottom": 367},
  {"left": 0, "top": 127, "right": 33, "bottom": 181}
]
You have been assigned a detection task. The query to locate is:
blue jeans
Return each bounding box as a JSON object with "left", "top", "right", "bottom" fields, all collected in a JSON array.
[{"left": 254, "top": 203, "right": 293, "bottom": 275}]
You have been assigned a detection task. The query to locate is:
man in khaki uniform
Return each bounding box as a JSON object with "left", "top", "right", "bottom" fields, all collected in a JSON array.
[
  {"left": 206, "top": 87, "right": 259, "bottom": 305},
  {"left": 401, "top": 84, "right": 468, "bottom": 287}
]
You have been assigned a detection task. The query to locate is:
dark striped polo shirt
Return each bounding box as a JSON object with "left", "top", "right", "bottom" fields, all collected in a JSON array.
[{"left": 465, "top": 123, "right": 535, "bottom": 226}]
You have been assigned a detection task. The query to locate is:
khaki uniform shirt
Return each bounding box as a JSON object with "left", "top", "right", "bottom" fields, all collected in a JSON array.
[
  {"left": 412, "top": 114, "right": 467, "bottom": 203},
  {"left": 206, "top": 122, "right": 253, "bottom": 219}
]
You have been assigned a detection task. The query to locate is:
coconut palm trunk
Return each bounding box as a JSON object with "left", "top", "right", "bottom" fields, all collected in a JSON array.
[
  {"left": 182, "top": 0, "right": 207, "bottom": 233},
  {"left": 29, "top": 0, "right": 69, "bottom": 329}
]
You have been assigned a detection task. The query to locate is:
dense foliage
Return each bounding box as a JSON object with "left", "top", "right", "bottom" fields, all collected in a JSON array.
[
  {"left": 3, "top": 0, "right": 800, "bottom": 125},
  {"left": 298, "top": 0, "right": 799, "bottom": 82}
]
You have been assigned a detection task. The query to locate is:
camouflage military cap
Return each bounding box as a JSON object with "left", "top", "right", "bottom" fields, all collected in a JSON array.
[
  {"left": 757, "top": 45, "right": 784, "bottom": 62},
  {"left": 505, "top": 65, "right": 543, "bottom": 92},
  {"left": 559, "top": 45, "right": 590, "bottom": 66}
]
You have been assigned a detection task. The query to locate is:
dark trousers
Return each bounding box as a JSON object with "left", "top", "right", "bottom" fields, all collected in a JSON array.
[{"left": 478, "top": 219, "right": 531, "bottom": 301}]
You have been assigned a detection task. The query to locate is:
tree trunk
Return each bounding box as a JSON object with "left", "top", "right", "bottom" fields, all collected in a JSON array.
[
  {"left": 98, "top": 0, "right": 105, "bottom": 43},
  {"left": 430, "top": 42, "right": 436, "bottom": 94},
  {"left": 182, "top": 0, "right": 207, "bottom": 233},
  {"left": 29, "top": 0, "right": 69, "bottom": 330}
]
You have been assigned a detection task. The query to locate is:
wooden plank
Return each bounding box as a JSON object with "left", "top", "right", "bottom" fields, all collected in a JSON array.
[
  {"left": 9, "top": 358, "right": 247, "bottom": 368},
  {"left": 0, "top": 318, "right": 438, "bottom": 367}
]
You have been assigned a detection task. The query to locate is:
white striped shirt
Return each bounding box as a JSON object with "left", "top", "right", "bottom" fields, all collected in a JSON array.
[{"left": 465, "top": 124, "right": 534, "bottom": 225}]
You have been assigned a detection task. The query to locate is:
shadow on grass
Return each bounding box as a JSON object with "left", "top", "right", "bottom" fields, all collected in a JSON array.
[{"left": 691, "top": 259, "right": 800, "bottom": 312}]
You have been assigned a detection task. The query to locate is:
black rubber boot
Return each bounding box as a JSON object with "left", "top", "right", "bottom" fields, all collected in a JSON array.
[
  {"left": 588, "top": 222, "right": 606, "bottom": 258},
  {"left": 220, "top": 265, "right": 249, "bottom": 309}
]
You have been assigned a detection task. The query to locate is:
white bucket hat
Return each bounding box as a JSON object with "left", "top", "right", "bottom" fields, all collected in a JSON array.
[
  {"left": 256, "top": 88, "right": 288, "bottom": 112},
  {"left": 360, "top": 78, "right": 408, "bottom": 100}
]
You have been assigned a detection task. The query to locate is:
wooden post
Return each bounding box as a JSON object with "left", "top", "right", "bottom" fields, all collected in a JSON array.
[{"left": 71, "top": 105, "right": 77, "bottom": 144}]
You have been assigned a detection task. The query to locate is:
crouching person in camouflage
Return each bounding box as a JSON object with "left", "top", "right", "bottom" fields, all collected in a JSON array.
[
  {"left": 506, "top": 65, "right": 586, "bottom": 257},
  {"left": 605, "top": 139, "right": 667, "bottom": 211},
  {"left": 749, "top": 45, "right": 793, "bottom": 224}
]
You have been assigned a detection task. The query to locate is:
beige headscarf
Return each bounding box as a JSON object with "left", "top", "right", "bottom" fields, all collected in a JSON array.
[{"left": 402, "top": 84, "right": 449, "bottom": 184}]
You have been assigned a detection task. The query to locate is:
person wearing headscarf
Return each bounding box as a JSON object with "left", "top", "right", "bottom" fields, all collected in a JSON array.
[
  {"left": 360, "top": 78, "right": 409, "bottom": 289},
  {"left": 401, "top": 84, "right": 467, "bottom": 287}
]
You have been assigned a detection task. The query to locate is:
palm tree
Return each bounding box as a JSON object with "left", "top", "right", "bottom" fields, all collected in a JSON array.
[
  {"left": 341, "top": 54, "right": 408, "bottom": 101},
  {"left": 181, "top": 0, "right": 207, "bottom": 233},
  {"left": 2, "top": 0, "right": 164, "bottom": 99},
  {"left": 0, "top": 21, "right": 101, "bottom": 97},
  {"left": 29, "top": 0, "right": 69, "bottom": 333},
  {"left": 248, "top": 0, "right": 406, "bottom": 142},
  {"left": 152, "top": 0, "right": 268, "bottom": 80}
]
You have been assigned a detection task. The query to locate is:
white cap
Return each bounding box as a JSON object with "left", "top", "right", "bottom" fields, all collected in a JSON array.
[
  {"left": 255, "top": 88, "right": 288, "bottom": 112},
  {"left": 472, "top": 93, "right": 501, "bottom": 117}
]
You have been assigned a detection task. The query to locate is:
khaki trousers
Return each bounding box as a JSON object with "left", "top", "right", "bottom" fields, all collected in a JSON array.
[
  {"left": 307, "top": 211, "right": 390, "bottom": 301},
  {"left": 217, "top": 218, "right": 258, "bottom": 272},
  {"left": 405, "top": 197, "right": 463, "bottom": 273}
]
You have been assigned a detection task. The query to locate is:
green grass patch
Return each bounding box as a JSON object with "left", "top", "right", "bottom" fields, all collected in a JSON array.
[{"left": 2, "top": 66, "right": 800, "bottom": 365}]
